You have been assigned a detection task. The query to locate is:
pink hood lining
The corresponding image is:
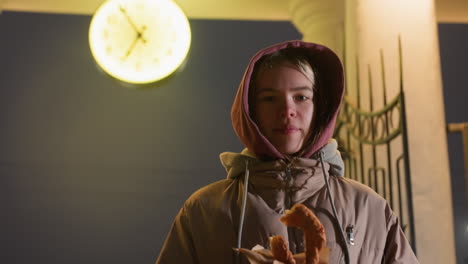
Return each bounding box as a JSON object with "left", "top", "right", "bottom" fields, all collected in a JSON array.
[{"left": 231, "top": 40, "right": 345, "bottom": 160}]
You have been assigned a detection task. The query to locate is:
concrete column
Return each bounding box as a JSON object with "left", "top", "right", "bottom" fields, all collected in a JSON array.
[
  {"left": 289, "top": 0, "right": 346, "bottom": 59},
  {"left": 289, "top": 0, "right": 358, "bottom": 96},
  {"left": 356, "top": 1, "right": 455, "bottom": 263}
]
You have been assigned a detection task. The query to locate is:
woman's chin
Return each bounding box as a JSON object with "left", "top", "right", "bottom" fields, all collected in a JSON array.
[{"left": 277, "top": 145, "right": 302, "bottom": 156}]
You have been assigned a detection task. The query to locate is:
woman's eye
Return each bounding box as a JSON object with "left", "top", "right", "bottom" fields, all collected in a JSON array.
[
  {"left": 259, "top": 96, "right": 274, "bottom": 102},
  {"left": 295, "top": 95, "right": 309, "bottom": 101}
]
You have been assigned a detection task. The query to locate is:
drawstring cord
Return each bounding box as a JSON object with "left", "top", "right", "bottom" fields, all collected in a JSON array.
[
  {"left": 235, "top": 160, "right": 250, "bottom": 264},
  {"left": 319, "top": 150, "right": 350, "bottom": 264}
]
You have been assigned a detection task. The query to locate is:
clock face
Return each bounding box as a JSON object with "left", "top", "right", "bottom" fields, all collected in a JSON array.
[{"left": 89, "top": 0, "right": 191, "bottom": 85}]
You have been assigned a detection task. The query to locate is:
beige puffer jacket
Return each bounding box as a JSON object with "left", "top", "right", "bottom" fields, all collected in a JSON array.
[{"left": 156, "top": 145, "right": 418, "bottom": 263}]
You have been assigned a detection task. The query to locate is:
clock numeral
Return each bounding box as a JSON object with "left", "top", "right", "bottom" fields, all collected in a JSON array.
[
  {"left": 166, "top": 49, "right": 173, "bottom": 56},
  {"left": 135, "top": 62, "right": 142, "bottom": 72},
  {"left": 106, "top": 45, "right": 112, "bottom": 54},
  {"left": 107, "top": 15, "right": 118, "bottom": 25},
  {"left": 102, "top": 30, "right": 109, "bottom": 40},
  {"left": 153, "top": 58, "right": 160, "bottom": 66}
]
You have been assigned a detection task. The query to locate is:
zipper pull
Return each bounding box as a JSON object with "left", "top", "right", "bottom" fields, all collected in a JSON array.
[
  {"left": 284, "top": 166, "right": 293, "bottom": 210},
  {"left": 346, "top": 225, "right": 355, "bottom": 246}
]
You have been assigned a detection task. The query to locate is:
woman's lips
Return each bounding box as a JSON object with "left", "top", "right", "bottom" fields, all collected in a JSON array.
[{"left": 273, "top": 126, "right": 299, "bottom": 135}]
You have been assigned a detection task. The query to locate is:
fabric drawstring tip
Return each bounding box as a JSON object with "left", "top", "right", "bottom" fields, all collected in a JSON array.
[{"left": 235, "top": 160, "right": 250, "bottom": 264}]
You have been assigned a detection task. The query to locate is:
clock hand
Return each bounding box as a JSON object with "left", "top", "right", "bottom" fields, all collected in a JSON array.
[
  {"left": 119, "top": 5, "right": 142, "bottom": 34},
  {"left": 123, "top": 36, "right": 140, "bottom": 60},
  {"left": 119, "top": 6, "right": 148, "bottom": 43},
  {"left": 122, "top": 25, "right": 149, "bottom": 60}
]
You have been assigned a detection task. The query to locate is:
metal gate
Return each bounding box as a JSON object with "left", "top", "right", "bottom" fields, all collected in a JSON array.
[{"left": 334, "top": 39, "right": 416, "bottom": 250}]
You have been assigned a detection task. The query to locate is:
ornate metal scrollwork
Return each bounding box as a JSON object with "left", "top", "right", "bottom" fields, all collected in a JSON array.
[{"left": 340, "top": 94, "right": 401, "bottom": 145}]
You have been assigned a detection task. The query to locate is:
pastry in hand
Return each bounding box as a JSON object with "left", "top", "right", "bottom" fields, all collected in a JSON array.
[
  {"left": 270, "top": 235, "right": 296, "bottom": 264},
  {"left": 279, "top": 203, "right": 326, "bottom": 264},
  {"left": 237, "top": 203, "right": 328, "bottom": 264}
]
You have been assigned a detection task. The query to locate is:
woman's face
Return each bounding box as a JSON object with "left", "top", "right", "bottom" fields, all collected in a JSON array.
[{"left": 253, "top": 62, "right": 314, "bottom": 155}]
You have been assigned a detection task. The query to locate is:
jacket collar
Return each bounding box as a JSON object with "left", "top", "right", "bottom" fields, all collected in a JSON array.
[{"left": 220, "top": 140, "right": 343, "bottom": 212}]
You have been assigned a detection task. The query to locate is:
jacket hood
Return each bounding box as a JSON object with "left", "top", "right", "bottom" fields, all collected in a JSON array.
[{"left": 231, "top": 40, "right": 345, "bottom": 160}]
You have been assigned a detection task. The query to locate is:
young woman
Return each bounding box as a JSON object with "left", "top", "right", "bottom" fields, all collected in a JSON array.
[{"left": 156, "top": 40, "right": 418, "bottom": 264}]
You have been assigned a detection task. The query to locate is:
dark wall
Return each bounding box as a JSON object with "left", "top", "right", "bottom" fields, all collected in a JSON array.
[
  {"left": 438, "top": 23, "right": 468, "bottom": 264},
  {"left": 0, "top": 11, "right": 301, "bottom": 263}
]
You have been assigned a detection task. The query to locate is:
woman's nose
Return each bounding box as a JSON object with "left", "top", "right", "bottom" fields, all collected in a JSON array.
[{"left": 280, "top": 99, "right": 297, "bottom": 118}]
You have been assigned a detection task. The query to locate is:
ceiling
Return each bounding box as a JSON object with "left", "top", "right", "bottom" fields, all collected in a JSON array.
[{"left": 1, "top": 0, "right": 467, "bottom": 23}]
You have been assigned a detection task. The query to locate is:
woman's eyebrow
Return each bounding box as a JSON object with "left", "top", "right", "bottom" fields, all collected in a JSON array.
[
  {"left": 290, "top": 86, "right": 313, "bottom": 92},
  {"left": 256, "top": 86, "right": 313, "bottom": 93},
  {"left": 255, "top": 88, "right": 275, "bottom": 94}
]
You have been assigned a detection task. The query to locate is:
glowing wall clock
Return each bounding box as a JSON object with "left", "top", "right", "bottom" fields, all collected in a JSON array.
[{"left": 89, "top": 0, "right": 191, "bottom": 85}]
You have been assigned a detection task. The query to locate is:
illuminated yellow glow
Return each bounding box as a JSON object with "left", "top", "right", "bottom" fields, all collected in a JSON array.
[{"left": 89, "top": 0, "right": 191, "bottom": 84}]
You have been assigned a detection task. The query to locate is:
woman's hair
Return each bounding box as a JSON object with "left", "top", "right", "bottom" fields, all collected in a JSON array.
[{"left": 249, "top": 47, "right": 329, "bottom": 155}]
